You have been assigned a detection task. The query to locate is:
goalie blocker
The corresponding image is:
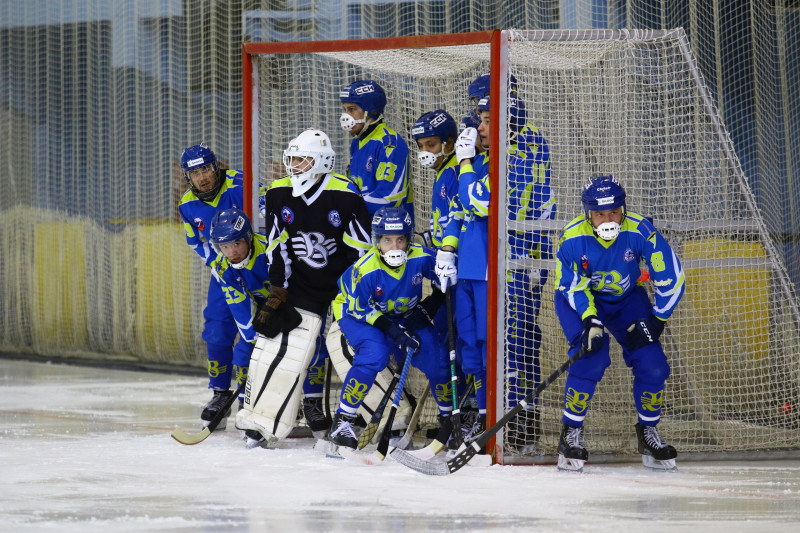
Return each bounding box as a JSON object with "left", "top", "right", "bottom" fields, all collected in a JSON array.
[{"left": 235, "top": 308, "right": 322, "bottom": 447}]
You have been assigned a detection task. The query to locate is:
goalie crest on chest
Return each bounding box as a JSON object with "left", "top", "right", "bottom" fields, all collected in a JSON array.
[{"left": 291, "top": 230, "right": 337, "bottom": 268}]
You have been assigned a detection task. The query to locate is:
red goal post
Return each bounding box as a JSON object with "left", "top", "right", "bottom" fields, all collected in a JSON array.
[{"left": 242, "top": 31, "right": 508, "bottom": 456}]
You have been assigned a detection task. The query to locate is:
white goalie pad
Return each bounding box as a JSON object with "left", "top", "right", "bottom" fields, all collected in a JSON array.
[
  {"left": 235, "top": 308, "right": 322, "bottom": 447},
  {"left": 326, "top": 320, "right": 412, "bottom": 438}
]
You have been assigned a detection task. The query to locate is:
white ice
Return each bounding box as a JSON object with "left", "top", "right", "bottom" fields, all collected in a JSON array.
[{"left": 2, "top": 358, "right": 800, "bottom": 533}]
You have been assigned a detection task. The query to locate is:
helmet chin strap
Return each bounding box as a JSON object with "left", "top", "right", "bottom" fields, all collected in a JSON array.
[
  {"left": 230, "top": 244, "right": 253, "bottom": 269},
  {"left": 595, "top": 221, "right": 621, "bottom": 241}
]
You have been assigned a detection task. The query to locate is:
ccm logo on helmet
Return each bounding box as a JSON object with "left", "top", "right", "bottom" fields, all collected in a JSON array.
[
  {"left": 429, "top": 113, "right": 447, "bottom": 127},
  {"left": 355, "top": 85, "right": 375, "bottom": 95},
  {"left": 234, "top": 216, "right": 245, "bottom": 231}
]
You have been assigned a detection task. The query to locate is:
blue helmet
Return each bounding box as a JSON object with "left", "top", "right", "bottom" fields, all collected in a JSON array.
[
  {"left": 477, "top": 96, "right": 528, "bottom": 134},
  {"left": 210, "top": 208, "right": 253, "bottom": 246},
  {"left": 181, "top": 143, "right": 221, "bottom": 201},
  {"left": 371, "top": 206, "right": 413, "bottom": 267},
  {"left": 460, "top": 110, "right": 481, "bottom": 131},
  {"left": 411, "top": 110, "right": 458, "bottom": 144},
  {"left": 581, "top": 175, "right": 627, "bottom": 217},
  {"left": 339, "top": 80, "right": 387, "bottom": 119},
  {"left": 468, "top": 72, "right": 519, "bottom": 102}
]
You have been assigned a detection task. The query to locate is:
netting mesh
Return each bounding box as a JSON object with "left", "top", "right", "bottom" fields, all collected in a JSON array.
[
  {"left": 1, "top": 2, "right": 799, "bottom": 458},
  {"left": 247, "top": 29, "right": 800, "bottom": 459}
]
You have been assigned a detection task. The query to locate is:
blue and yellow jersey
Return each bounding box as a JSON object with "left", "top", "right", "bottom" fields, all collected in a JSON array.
[
  {"left": 508, "top": 124, "right": 555, "bottom": 260},
  {"left": 178, "top": 169, "right": 244, "bottom": 267},
  {"left": 210, "top": 233, "right": 271, "bottom": 345},
  {"left": 429, "top": 154, "right": 459, "bottom": 249},
  {"left": 333, "top": 244, "right": 437, "bottom": 325},
  {"left": 347, "top": 122, "right": 414, "bottom": 218},
  {"left": 554, "top": 211, "right": 685, "bottom": 320}
]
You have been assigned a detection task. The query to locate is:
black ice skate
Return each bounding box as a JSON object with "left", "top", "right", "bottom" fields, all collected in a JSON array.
[
  {"left": 328, "top": 412, "right": 358, "bottom": 450},
  {"left": 302, "top": 397, "right": 330, "bottom": 440},
  {"left": 635, "top": 423, "right": 678, "bottom": 471},
  {"left": 507, "top": 407, "right": 540, "bottom": 455},
  {"left": 201, "top": 389, "right": 232, "bottom": 429},
  {"left": 557, "top": 423, "right": 588, "bottom": 472},
  {"left": 243, "top": 428, "right": 269, "bottom": 449}
]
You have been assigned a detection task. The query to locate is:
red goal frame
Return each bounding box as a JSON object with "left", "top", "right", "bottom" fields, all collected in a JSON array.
[{"left": 242, "top": 31, "right": 508, "bottom": 459}]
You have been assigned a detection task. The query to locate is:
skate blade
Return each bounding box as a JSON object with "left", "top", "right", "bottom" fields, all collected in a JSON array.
[
  {"left": 642, "top": 455, "right": 677, "bottom": 471},
  {"left": 315, "top": 439, "right": 383, "bottom": 465},
  {"left": 557, "top": 454, "right": 585, "bottom": 472}
]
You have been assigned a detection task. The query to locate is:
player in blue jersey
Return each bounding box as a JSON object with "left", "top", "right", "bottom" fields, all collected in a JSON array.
[
  {"left": 554, "top": 175, "right": 685, "bottom": 472},
  {"left": 208, "top": 208, "right": 270, "bottom": 415},
  {"left": 437, "top": 90, "right": 555, "bottom": 452},
  {"left": 339, "top": 80, "right": 414, "bottom": 218},
  {"left": 328, "top": 207, "right": 453, "bottom": 450},
  {"left": 178, "top": 143, "right": 248, "bottom": 429}
]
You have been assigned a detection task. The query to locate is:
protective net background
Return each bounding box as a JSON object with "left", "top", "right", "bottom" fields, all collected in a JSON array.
[{"left": 1, "top": 1, "right": 799, "bottom": 458}]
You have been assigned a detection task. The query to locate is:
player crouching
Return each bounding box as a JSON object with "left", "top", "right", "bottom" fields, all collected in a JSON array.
[
  {"left": 328, "top": 207, "right": 454, "bottom": 450},
  {"left": 554, "top": 176, "right": 685, "bottom": 472}
]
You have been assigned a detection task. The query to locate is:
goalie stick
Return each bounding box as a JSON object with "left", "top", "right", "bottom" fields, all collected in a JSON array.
[
  {"left": 392, "top": 348, "right": 586, "bottom": 475},
  {"left": 375, "top": 346, "right": 415, "bottom": 460},
  {"left": 171, "top": 379, "right": 247, "bottom": 445}
]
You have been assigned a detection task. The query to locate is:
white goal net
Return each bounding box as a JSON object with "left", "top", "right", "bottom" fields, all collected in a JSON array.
[{"left": 245, "top": 29, "right": 800, "bottom": 461}]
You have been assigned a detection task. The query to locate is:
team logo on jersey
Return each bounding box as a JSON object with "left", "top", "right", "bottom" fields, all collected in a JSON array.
[
  {"left": 193, "top": 217, "right": 205, "bottom": 232},
  {"left": 580, "top": 254, "right": 590, "bottom": 271},
  {"left": 328, "top": 210, "right": 342, "bottom": 227},
  {"left": 366, "top": 157, "right": 374, "bottom": 171},
  {"left": 291, "top": 231, "right": 337, "bottom": 269},
  {"left": 281, "top": 206, "right": 294, "bottom": 224},
  {"left": 375, "top": 285, "right": 384, "bottom": 297},
  {"left": 623, "top": 248, "right": 635, "bottom": 262},
  {"left": 440, "top": 185, "right": 447, "bottom": 198},
  {"left": 411, "top": 273, "right": 423, "bottom": 286}
]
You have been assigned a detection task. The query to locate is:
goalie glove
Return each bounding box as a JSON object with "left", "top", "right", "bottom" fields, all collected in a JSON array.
[
  {"left": 626, "top": 315, "right": 666, "bottom": 351},
  {"left": 455, "top": 127, "right": 478, "bottom": 163},
  {"left": 581, "top": 315, "right": 606, "bottom": 353},
  {"left": 435, "top": 250, "right": 458, "bottom": 291},
  {"left": 253, "top": 285, "right": 289, "bottom": 338}
]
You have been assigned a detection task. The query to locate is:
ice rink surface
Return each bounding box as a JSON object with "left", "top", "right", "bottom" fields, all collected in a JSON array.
[{"left": 3, "top": 357, "right": 800, "bottom": 533}]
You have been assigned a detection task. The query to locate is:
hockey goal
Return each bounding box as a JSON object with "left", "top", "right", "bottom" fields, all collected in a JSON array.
[{"left": 242, "top": 29, "right": 800, "bottom": 463}]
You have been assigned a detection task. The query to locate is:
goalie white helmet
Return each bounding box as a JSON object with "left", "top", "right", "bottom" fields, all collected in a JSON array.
[{"left": 282, "top": 129, "right": 336, "bottom": 197}]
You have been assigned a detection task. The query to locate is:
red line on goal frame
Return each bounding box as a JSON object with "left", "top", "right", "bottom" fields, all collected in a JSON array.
[{"left": 242, "top": 30, "right": 507, "bottom": 462}]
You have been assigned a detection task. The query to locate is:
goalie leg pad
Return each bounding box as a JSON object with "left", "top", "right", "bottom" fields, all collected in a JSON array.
[
  {"left": 235, "top": 309, "right": 322, "bottom": 445},
  {"left": 327, "top": 320, "right": 412, "bottom": 436}
]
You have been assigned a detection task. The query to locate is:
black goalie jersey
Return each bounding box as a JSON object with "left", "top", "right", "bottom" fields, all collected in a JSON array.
[{"left": 263, "top": 173, "right": 372, "bottom": 311}]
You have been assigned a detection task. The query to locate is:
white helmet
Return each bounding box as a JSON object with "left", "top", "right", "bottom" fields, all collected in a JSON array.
[{"left": 282, "top": 129, "right": 336, "bottom": 197}]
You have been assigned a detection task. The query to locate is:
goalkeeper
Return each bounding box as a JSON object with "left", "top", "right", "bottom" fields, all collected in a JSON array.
[{"left": 553, "top": 175, "right": 685, "bottom": 472}]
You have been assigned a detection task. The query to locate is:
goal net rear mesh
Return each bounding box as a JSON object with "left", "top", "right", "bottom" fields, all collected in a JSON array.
[{"left": 247, "top": 29, "right": 800, "bottom": 459}]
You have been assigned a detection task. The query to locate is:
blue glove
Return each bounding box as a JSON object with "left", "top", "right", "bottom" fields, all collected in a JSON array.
[
  {"left": 626, "top": 315, "right": 666, "bottom": 351},
  {"left": 581, "top": 316, "right": 606, "bottom": 353},
  {"left": 387, "top": 323, "right": 421, "bottom": 354}
]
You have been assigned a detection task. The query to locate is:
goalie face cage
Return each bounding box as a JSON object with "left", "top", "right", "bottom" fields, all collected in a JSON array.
[{"left": 243, "top": 29, "right": 800, "bottom": 464}]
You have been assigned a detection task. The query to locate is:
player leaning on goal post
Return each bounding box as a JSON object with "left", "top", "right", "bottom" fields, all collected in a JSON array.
[
  {"left": 554, "top": 175, "right": 685, "bottom": 472},
  {"left": 178, "top": 143, "right": 250, "bottom": 430},
  {"left": 235, "top": 128, "right": 373, "bottom": 449}
]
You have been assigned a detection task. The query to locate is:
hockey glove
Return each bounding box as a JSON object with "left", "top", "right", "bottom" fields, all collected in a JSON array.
[
  {"left": 403, "top": 289, "right": 445, "bottom": 331},
  {"left": 253, "top": 285, "right": 289, "bottom": 338},
  {"left": 581, "top": 315, "right": 606, "bottom": 353},
  {"left": 280, "top": 304, "right": 303, "bottom": 334},
  {"left": 435, "top": 250, "right": 458, "bottom": 291},
  {"left": 387, "top": 323, "right": 421, "bottom": 355},
  {"left": 455, "top": 127, "right": 478, "bottom": 163},
  {"left": 626, "top": 315, "right": 666, "bottom": 351}
]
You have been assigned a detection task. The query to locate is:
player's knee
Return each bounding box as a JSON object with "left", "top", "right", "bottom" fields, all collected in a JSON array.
[
  {"left": 352, "top": 341, "right": 391, "bottom": 374},
  {"left": 630, "top": 346, "right": 671, "bottom": 382}
]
